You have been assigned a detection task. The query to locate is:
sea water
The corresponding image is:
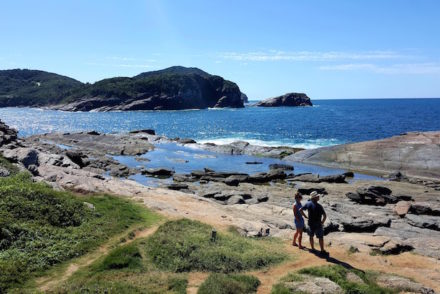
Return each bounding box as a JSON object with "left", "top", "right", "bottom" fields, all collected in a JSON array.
[{"left": 1, "top": 98, "right": 439, "bottom": 149}]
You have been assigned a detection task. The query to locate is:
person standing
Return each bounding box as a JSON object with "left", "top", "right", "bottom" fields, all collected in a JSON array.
[
  {"left": 292, "top": 192, "right": 305, "bottom": 249},
  {"left": 300, "top": 191, "right": 328, "bottom": 255}
]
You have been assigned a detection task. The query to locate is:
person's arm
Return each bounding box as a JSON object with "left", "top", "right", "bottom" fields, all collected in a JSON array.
[
  {"left": 321, "top": 207, "right": 327, "bottom": 224},
  {"left": 299, "top": 204, "right": 308, "bottom": 219}
]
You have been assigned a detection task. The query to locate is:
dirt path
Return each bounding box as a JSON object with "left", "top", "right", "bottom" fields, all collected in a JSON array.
[{"left": 36, "top": 225, "right": 160, "bottom": 292}]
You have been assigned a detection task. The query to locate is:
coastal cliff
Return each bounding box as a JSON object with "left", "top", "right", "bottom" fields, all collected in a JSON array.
[{"left": 0, "top": 66, "right": 246, "bottom": 111}]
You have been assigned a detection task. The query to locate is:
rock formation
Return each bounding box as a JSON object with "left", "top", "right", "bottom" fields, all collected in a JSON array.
[{"left": 255, "top": 92, "right": 312, "bottom": 107}]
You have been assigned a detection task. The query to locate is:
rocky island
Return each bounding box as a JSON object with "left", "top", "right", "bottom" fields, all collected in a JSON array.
[
  {"left": 0, "top": 66, "right": 246, "bottom": 111},
  {"left": 256, "top": 92, "right": 313, "bottom": 107}
]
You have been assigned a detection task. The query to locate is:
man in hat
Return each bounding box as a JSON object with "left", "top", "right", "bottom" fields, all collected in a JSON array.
[{"left": 300, "top": 191, "right": 328, "bottom": 254}]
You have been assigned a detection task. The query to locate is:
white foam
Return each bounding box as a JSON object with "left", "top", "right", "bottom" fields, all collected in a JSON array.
[{"left": 197, "top": 137, "right": 342, "bottom": 149}]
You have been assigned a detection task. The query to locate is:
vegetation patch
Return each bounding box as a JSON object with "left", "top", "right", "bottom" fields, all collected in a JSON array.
[
  {"left": 0, "top": 154, "right": 19, "bottom": 175},
  {"left": 145, "top": 219, "right": 286, "bottom": 273},
  {"left": 55, "top": 240, "right": 187, "bottom": 294},
  {"left": 272, "top": 265, "right": 397, "bottom": 294},
  {"left": 198, "top": 273, "right": 260, "bottom": 294},
  {"left": 0, "top": 173, "right": 160, "bottom": 292}
]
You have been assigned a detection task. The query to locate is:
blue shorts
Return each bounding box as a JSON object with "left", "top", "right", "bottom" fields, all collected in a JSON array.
[
  {"left": 307, "top": 224, "right": 324, "bottom": 238},
  {"left": 294, "top": 218, "right": 305, "bottom": 230}
]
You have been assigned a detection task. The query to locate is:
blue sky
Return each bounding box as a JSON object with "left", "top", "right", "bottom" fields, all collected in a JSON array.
[{"left": 1, "top": 0, "right": 439, "bottom": 99}]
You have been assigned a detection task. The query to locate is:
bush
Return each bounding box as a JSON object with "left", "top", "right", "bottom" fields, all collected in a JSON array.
[
  {"left": 198, "top": 273, "right": 260, "bottom": 294},
  {"left": 145, "top": 219, "right": 286, "bottom": 273}
]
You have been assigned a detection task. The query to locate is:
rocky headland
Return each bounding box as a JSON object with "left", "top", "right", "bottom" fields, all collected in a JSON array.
[
  {"left": 255, "top": 92, "right": 313, "bottom": 107},
  {"left": 0, "top": 66, "right": 247, "bottom": 111}
]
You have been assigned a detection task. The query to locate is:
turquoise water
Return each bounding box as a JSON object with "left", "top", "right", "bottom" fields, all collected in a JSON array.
[{"left": 0, "top": 98, "right": 439, "bottom": 148}]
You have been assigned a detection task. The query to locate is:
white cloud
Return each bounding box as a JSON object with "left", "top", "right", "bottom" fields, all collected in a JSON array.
[
  {"left": 219, "top": 50, "right": 407, "bottom": 62},
  {"left": 319, "top": 63, "right": 440, "bottom": 75}
]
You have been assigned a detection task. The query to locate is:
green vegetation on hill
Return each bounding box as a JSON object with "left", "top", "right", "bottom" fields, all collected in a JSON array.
[
  {"left": 0, "top": 172, "right": 160, "bottom": 292},
  {"left": 146, "top": 219, "right": 287, "bottom": 273},
  {"left": 0, "top": 69, "right": 82, "bottom": 107},
  {"left": 0, "top": 66, "right": 245, "bottom": 110},
  {"left": 198, "top": 273, "right": 260, "bottom": 294}
]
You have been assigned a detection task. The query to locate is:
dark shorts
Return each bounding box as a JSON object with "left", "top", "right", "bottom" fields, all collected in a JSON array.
[{"left": 307, "top": 223, "right": 324, "bottom": 238}]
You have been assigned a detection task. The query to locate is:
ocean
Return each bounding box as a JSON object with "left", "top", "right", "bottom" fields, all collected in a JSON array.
[{"left": 1, "top": 98, "right": 439, "bottom": 148}]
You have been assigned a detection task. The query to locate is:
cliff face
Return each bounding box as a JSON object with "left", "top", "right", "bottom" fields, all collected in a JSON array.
[
  {"left": 256, "top": 93, "right": 312, "bottom": 107},
  {"left": 0, "top": 66, "right": 245, "bottom": 111}
]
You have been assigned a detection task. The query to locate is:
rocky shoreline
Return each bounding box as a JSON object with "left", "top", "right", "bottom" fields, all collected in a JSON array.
[{"left": 1, "top": 121, "right": 440, "bottom": 262}]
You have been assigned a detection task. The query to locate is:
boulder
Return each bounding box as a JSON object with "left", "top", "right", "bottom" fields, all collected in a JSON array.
[
  {"left": 167, "top": 183, "right": 189, "bottom": 190},
  {"left": 129, "top": 129, "right": 155, "bottom": 135},
  {"left": 226, "top": 195, "right": 245, "bottom": 205},
  {"left": 224, "top": 176, "right": 240, "bottom": 186},
  {"left": 257, "top": 195, "right": 269, "bottom": 203},
  {"left": 291, "top": 173, "right": 320, "bottom": 183},
  {"left": 0, "top": 167, "right": 10, "bottom": 177},
  {"left": 86, "top": 131, "right": 100, "bottom": 135},
  {"left": 255, "top": 93, "right": 313, "bottom": 107},
  {"left": 65, "top": 150, "right": 86, "bottom": 168},
  {"left": 142, "top": 168, "right": 174, "bottom": 177},
  {"left": 376, "top": 274, "right": 434, "bottom": 293},
  {"left": 320, "top": 174, "right": 346, "bottom": 183},
  {"left": 269, "top": 163, "right": 294, "bottom": 171},
  {"left": 266, "top": 169, "right": 287, "bottom": 180},
  {"left": 394, "top": 201, "right": 411, "bottom": 217},
  {"left": 341, "top": 218, "right": 391, "bottom": 232},
  {"left": 2, "top": 148, "right": 39, "bottom": 168},
  {"left": 0, "top": 120, "right": 18, "bottom": 147},
  {"left": 178, "top": 138, "right": 196, "bottom": 144},
  {"left": 283, "top": 275, "right": 343, "bottom": 294},
  {"left": 405, "top": 214, "right": 440, "bottom": 231},
  {"left": 410, "top": 202, "right": 440, "bottom": 216},
  {"left": 347, "top": 186, "right": 397, "bottom": 206},
  {"left": 343, "top": 171, "right": 354, "bottom": 178}
]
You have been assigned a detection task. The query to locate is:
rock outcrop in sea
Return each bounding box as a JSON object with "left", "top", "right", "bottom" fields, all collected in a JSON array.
[{"left": 255, "top": 92, "right": 312, "bottom": 107}]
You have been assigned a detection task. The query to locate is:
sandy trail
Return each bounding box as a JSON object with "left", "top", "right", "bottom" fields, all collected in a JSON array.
[{"left": 36, "top": 225, "right": 160, "bottom": 292}]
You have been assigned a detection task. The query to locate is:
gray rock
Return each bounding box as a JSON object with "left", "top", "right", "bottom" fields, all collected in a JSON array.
[
  {"left": 142, "top": 168, "right": 174, "bottom": 177},
  {"left": 376, "top": 274, "right": 434, "bottom": 293},
  {"left": 341, "top": 218, "right": 390, "bottom": 232},
  {"left": 257, "top": 195, "right": 269, "bottom": 203},
  {"left": 0, "top": 167, "right": 10, "bottom": 177},
  {"left": 410, "top": 202, "right": 440, "bottom": 216},
  {"left": 405, "top": 214, "right": 440, "bottom": 231},
  {"left": 129, "top": 129, "right": 155, "bottom": 135},
  {"left": 27, "top": 164, "right": 39, "bottom": 176},
  {"left": 226, "top": 195, "right": 245, "bottom": 205},
  {"left": 269, "top": 163, "right": 294, "bottom": 171},
  {"left": 291, "top": 173, "right": 320, "bottom": 183},
  {"left": 320, "top": 174, "right": 346, "bottom": 183},
  {"left": 3, "top": 148, "right": 39, "bottom": 168},
  {"left": 167, "top": 183, "right": 189, "bottom": 190},
  {"left": 65, "top": 150, "right": 86, "bottom": 168},
  {"left": 224, "top": 176, "right": 240, "bottom": 186},
  {"left": 255, "top": 93, "right": 313, "bottom": 107},
  {"left": 245, "top": 161, "right": 263, "bottom": 165},
  {"left": 83, "top": 202, "right": 96, "bottom": 210},
  {"left": 283, "top": 275, "right": 343, "bottom": 294},
  {"left": 178, "top": 138, "right": 196, "bottom": 144}
]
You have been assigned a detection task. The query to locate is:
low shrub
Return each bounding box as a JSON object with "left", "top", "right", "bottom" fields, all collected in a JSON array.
[{"left": 198, "top": 273, "right": 260, "bottom": 294}]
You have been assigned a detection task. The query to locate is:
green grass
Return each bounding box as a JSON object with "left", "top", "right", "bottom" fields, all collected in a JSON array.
[
  {"left": 54, "top": 239, "right": 188, "bottom": 294},
  {"left": 145, "top": 219, "right": 287, "bottom": 273},
  {"left": 271, "top": 265, "right": 396, "bottom": 294},
  {"left": 198, "top": 273, "right": 260, "bottom": 294},
  {"left": 0, "top": 173, "right": 161, "bottom": 292}
]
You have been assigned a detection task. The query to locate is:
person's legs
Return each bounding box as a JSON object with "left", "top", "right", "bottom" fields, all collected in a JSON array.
[
  {"left": 308, "top": 225, "right": 316, "bottom": 250},
  {"left": 319, "top": 237, "right": 324, "bottom": 251},
  {"left": 298, "top": 229, "right": 303, "bottom": 249},
  {"left": 293, "top": 230, "right": 298, "bottom": 246}
]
